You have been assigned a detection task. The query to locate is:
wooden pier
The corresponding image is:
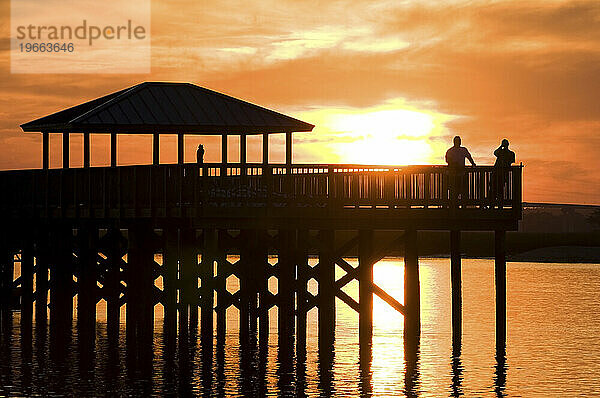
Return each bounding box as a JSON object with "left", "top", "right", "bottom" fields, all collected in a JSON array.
[{"left": 0, "top": 82, "right": 521, "bottom": 367}]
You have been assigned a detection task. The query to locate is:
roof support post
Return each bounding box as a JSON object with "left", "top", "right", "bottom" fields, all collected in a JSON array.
[
  {"left": 153, "top": 132, "right": 159, "bottom": 166},
  {"left": 177, "top": 133, "right": 184, "bottom": 164},
  {"left": 285, "top": 132, "right": 292, "bottom": 166},
  {"left": 83, "top": 132, "right": 90, "bottom": 168},
  {"left": 240, "top": 134, "right": 247, "bottom": 176},
  {"left": 240, "top": 134, "right": 247, "bottom": 164},
  {"left": 221, "top": 134, "right": 227, "bottom": 164},
  {"left": 42, "top": 132, "right": 49, "bottom": 170},
  {"left": 262, "top": 133, "right": 269, "bottom": 165},
  {"left": 62, "top": 132, "right": 69, "bottom": 169},
  {"left": 221, "top": 134, "right": 228, "bottom": 176},
  {"left": 110, "top": 133, "right": 117, "bottom": 167}
]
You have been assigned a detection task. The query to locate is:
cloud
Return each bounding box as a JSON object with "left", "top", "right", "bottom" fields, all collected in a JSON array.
[{"left": 1, "top": 0, "right": 600, "bottom": 202}]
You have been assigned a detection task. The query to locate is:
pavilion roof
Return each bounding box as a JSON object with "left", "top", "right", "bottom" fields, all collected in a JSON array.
[{"left": 21, "top": 82, "right": 314, "bottom": 134}]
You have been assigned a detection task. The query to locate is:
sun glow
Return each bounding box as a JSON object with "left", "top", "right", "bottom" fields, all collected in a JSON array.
[{"left": 295, "top": 99, "right": 454, "bottom": 165}]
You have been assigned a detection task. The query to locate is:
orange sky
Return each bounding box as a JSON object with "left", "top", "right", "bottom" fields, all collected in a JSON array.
[{"left": 1, "top": 0, "right": 599, "bottom": 204}]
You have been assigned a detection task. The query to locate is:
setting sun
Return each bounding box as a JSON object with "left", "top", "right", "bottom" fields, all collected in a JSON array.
[{"left": 297, "top": 99, "right": 454, "bottom": 165}]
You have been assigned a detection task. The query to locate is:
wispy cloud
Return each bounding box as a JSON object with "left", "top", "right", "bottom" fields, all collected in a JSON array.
[{"left": 1, "top": 0, "right": 600, "bottom": 202}]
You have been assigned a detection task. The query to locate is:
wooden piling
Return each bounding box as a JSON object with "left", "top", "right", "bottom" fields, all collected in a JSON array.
[
  {"left": 495, "top": 230, "right": 507, "bottom": 349},
  {"left": 215, "top": 230, "right": 227, "bottom": 342},
  {"left": 180, "top": 227, "right": 198, "bottom": 334},
  {"left": 359, "top": 229, "right": 374, "bottom": 346},
  {"left": 247, "top": 232, "right": 259, "bottom": 338},
  {"left": 105, "top": 226, "right": 122, "bottom": 340},
  {"left": 125, "top": 229, "right": 138, "bottom": 349},
  {"left": 77, "top": 226, "right": 97, "bottom": 345},
  {"left": 0, "top": 238, "right": 13, "bottom": 330},
  {"left": 49, "top": 227, "right": 73, "bottom": 335},
  {"left": 163, "top": 226, "right": 178, "bottom": 338},
  {"left": 404, "top": 229, "right": 420, "bottom": 339},
  {"left": 126, "top": 224, "right": 155, "bottom": 351},
  {"left": 34, "top": 229, "right": 49, "bottom": 327},
  {"left": 21, "top": 241, "right": 34, "bottom": 332},
  {"left": 450, "top": 230, "right": 462, "bottom": 348},
  {"left": 238, "top": 230, "right": 253, "bottom": 343},
  {"left": 78, "top": 228, "right": 97, "bottom": 372},
  {"left": 296, "top": 229, "right": 309, "bottom": 359},
  {"left": 200, "top": 229, "right": 216, "bottom": 348},
  {"left": 255, "top": 230, "right": 269, "bottom": 351},
  {"left": 278, "top": 230, "right": 295, "bottom": 347},
  {"left": 318, "top": 230, "right": 335, "bottom": 352}
]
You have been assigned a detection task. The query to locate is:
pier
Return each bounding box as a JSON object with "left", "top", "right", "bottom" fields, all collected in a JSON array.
[{"left": 0, "top": 82, "right": 521, "bottom": 370}]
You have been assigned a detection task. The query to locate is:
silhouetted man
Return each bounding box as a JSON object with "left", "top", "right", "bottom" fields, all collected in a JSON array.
[
  {"left": 446, "top": 136, "right": 476, "bottom": 168},
  {"left": 445, "top": 136, "right": 475, "bottom": 204},
  {"left": 492, "top": 139, "right": 515, "bottom": 205},
  {"left": 493, "top": 139, "right": 515, "bottom": 167},
  {"left": 196, "top": 144, "right": 205, "bottom": 165}
]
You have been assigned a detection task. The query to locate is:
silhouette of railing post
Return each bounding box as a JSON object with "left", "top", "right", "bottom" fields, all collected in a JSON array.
[
  {"left": 327, "top": 166, "right": 335, "bottom": 212},
  {"left": 513, "top": 165, "right": 523, "bottom": 218},
  {"left": 450, "top": 230, "right": 462, "bottom": 350}
]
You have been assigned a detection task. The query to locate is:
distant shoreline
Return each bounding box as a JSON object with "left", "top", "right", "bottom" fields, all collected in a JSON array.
[
  {"left": 506, "top": 246, "right": 600, "bottom": 264},
  {"left": 421, "top": 246, "right": 600, "bottom": 264},
  {"left": 342, "top": 246, "right": 600, "bottom": 264}
]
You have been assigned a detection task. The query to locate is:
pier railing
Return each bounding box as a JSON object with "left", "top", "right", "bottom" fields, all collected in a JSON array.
[{"left": 0, "top": 164, "right": 522, "bottom": 218}]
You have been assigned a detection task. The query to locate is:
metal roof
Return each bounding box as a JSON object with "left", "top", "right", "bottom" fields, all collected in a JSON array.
[{"left": 21, "top": 82, "right": 314, "bottom": 134}]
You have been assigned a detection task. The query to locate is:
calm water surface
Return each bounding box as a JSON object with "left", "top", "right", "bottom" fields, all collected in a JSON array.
[{"left": 1, "top": 258, "right": 599, "bottom": 397}]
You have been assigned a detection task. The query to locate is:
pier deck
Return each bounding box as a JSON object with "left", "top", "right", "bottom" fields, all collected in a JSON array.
[{"left": 0, "top": 163, "right": 521, "bottom": 230}]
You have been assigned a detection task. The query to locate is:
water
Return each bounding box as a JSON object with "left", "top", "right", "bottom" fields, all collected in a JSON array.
[{"left": 1, "top": 258, "right": 600, "bottom": 397}]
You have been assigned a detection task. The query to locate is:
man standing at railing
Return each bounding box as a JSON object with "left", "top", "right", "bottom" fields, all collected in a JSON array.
[
  {"left": 196, "top": 144, "right": 205, "bottom": 165},
  {"left": 491, "top": 139, "right": 515, "bottom": 207},
  {"left": 446, "top": 136, "right": 476, "bottom": 205}
]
